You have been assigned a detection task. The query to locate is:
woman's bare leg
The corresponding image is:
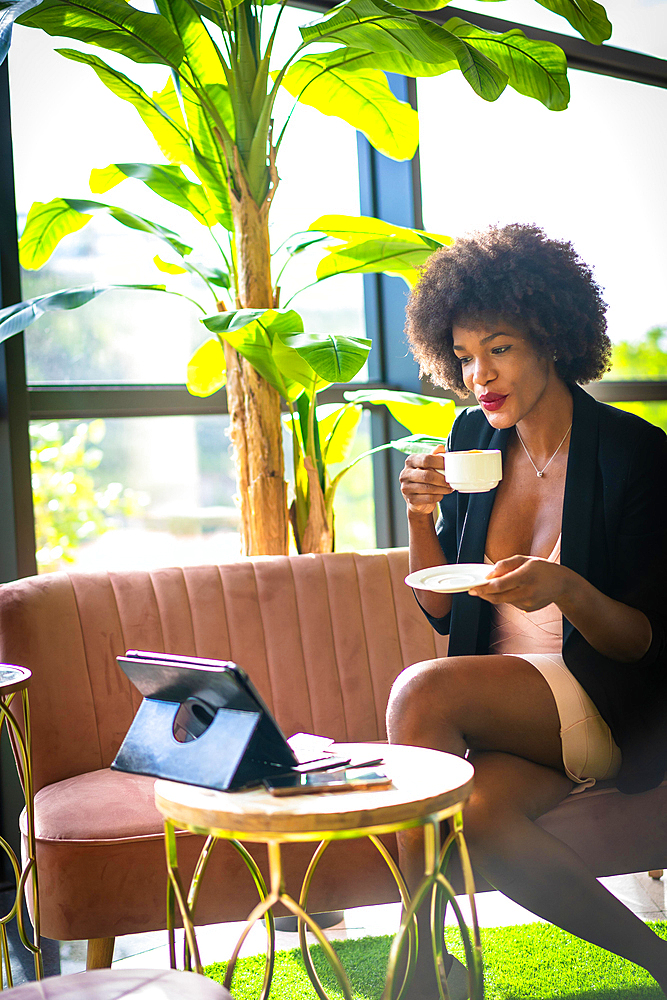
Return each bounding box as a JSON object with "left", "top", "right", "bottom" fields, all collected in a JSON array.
[{"left": 386, "top": 654, "right": 667, "bottom": 998}]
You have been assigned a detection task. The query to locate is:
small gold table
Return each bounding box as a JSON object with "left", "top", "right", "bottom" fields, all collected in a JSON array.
[
  {"left": 0, "top": 665, "right": 42, "bottom": 987},
  {"left": 155, "top": 742, "right": 481, "bottom": 1000}
]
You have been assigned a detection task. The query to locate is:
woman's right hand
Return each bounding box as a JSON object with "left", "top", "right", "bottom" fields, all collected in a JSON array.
[{"left": 399, "top": 444, "right": 454, "bottom": 515}]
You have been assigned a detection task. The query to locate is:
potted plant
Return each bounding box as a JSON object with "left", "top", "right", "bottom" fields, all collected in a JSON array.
[{"left": 0, "top": 0, "right": 610, "bottom": 554}]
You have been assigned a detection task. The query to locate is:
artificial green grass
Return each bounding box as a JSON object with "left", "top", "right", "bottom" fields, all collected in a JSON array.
[{"left": 205, "top": 921, "right": 667, "bottom": 1000}]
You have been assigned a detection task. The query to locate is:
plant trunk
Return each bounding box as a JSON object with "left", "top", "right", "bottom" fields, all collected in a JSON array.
[
  {"left": 298, "top": 457, "right": 334, "bottom": 554},
  {"left": 227, "top": 175, "right": 288, "bottom": 556}
]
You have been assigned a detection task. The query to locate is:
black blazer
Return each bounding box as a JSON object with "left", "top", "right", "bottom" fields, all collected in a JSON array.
[{"left": 425, "top": 384, "right": 667, "bottom": 793}]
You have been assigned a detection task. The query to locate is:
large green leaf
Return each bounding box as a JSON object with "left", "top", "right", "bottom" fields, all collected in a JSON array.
[
  {"left": 318, "top": 402, "right": 363, "bottom": 464},
  {"left": 154, "top": 254, "right": 230, "bottom": 290},
  {"left": 202, "top": 308, "right": 307, "bottom": 400},
  {"left": 19, "top": 197, "right": 191, "bottom": 269},
  {"left": 71, "top": 200, "right": 192, "bottom": 254},
  {"left": 151, "top": 0, "right": 234, "bottom": 227},
  {"left": 446, "top": 17, "right": 569, "bottom": 110},
  {"left": 286, "top": 45, "right": 459, "bottom": 80},
  {"left": 0, "top": 0, "right": 43, "bottom": 65},
  {"left": 187, "top": 336, "right": 226, "bottom": 396},
  {"left": 57, "top": 49, "right": 197, "bottom": 170},
  {"left": 153, "top": 255, "right": 188, "bottom": 274},
  {"left": 300, "top": 0, "right": 447, "bottom": 60},
  {"left": 345, "top": 388, "right": 456, "bottom": 435},
  {"left": 0, "top": 284, "right": 166, "bottom": 344},
  {"left": 19, "top": 198, "right": 91, "bottom": 269},
  {"left": 279, "top": 54, "right": 418, "bottom": 161},
  {"left": 202, "top": 307, "right": 277, "bottom": 336},
  {"left": 196, "top": 263, "right": 230, "bottom": 287},
  {"left": 271, "top": 335, "right": 325, "bottom": 400},
  {"left": 178, "top": 83, "right": 234, "bottom": 228},
  {"left": 17, "top": 0, "right": 184, "bottom": 65},
  {"left": 387, "top": 0, "right": 452, "bottom": 10},
  {"left": 310, "top": 214, "right": 452, "bottom": 286},
  {"left": 300, "top": 0, "right": 507, "bottom": 101},
  {"left": 89, "top": 162, "right": 217, "bottom": 227},
  {"left": 154, "top": 0, "right": 225, "bottom": 87},
  {"left": 59, "top": 45, "right": 232, "bottom": 226},
  {"left": 278, "top": 331, "right": 371, "bottom": 384},
  {"left": 536, "top": 0, "right": 611, "bottom": 44}
]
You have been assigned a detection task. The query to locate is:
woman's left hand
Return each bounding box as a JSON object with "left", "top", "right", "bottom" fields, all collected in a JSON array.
[{"left": 469, "top": 556, "right": 571, "bottom": 612}]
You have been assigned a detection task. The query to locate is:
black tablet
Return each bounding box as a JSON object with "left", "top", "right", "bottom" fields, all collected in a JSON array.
[{"left": 116, "top": 650, "right": 298, "bottom": 779}]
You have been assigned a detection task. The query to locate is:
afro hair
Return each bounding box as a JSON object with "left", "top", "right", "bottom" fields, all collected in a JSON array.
[{"left": 405, "top": 223, "right": 612, "bottom": 397}]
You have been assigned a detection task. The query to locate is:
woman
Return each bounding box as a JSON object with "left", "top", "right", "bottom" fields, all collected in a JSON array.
[{"left": 389, "top": 223, "right": 667, "bottom": 999}]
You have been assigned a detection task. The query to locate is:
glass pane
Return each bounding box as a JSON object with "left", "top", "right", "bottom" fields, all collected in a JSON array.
[
  {"left": 31, "top": 411, "right": 375, "bottom": 573},
  {"left": 30, "top": 415, "right": 241, "bottom": 572},
  {"left": 450, "top": 1, "right": 667, "bottom": 60},
  {"left": 609, "top": 325, "right": 667, "bottom": 380},
  {"left": 418, "top": 69, "right": 667, "bottom": 348},
  {"left": 10, "top": 8, "right": 364, "bottom": 385},
  {"left": 328, "top": 411, "right": 377, "bottom": 552}
]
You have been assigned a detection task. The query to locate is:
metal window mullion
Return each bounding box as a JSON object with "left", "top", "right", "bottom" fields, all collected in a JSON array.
[
  {"left": 357, "top": 73, "right": 424, "bottom": 548},
  {"left": 0, "top": 62, "right": 35, "bottom": 584},
  {"left": 0, "top": 60, "right": 36, "bottom": 877}
]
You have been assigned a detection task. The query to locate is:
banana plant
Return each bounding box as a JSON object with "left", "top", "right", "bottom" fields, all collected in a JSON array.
[
  {"left": 0, "top": 0, "right": 610, "bottom": 555},
  {"left": 188, "top": 305, "right": 372, "bottom": 550},
  {"left": 279, "top": 387, "right": 459, "bottom": 549}
]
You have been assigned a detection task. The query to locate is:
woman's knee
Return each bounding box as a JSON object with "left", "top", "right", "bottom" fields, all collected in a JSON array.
[{"left": 386, "top": 656, "right": 470, "bottom": 743}]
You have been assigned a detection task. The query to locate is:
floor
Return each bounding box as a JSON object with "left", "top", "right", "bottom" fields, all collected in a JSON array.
[{"left": 4, "top": 871, "right": 665, "bottom": 985}]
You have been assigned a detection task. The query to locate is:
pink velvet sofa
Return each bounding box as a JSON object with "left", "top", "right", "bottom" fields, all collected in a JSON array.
[{"left": 0, "top": 548, "right": 664, "bottom": 968}]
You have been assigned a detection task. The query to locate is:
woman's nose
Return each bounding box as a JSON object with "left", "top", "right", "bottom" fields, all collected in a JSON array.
[{"left": 472, "top": 357, "right": 496, "bottom": 387}]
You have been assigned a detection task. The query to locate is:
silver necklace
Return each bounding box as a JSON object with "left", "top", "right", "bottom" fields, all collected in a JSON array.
[{"left": 515, "top": 422, "right": 572, "bottom": 478}]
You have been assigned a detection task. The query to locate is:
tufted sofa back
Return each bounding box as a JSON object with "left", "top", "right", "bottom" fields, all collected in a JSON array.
[{"left": 0, "top": 549, "right": 448, "bottom": 794}]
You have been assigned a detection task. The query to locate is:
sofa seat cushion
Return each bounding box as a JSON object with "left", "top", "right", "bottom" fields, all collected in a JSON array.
[
  {"left": 536, "top": 777, "right": 667, "bottom": 876},
  {"left": 26, "top": 770, "right": 164, "bottom": 844}
]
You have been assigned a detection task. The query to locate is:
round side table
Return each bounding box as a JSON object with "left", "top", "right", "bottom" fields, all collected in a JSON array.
[
  {"left": 0, "top": 665, "right": 42, "bottom": 987},
  {"left": 154, "top": 742, "right": 482, "bottom": 1000}
]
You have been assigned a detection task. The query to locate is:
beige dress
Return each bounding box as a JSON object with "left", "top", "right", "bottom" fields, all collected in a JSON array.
[{"left": 484, "top": 536, "right": 621, "bottom": 791}]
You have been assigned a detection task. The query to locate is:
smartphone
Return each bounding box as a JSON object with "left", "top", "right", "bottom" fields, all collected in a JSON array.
[{"left": 263, "top": 767, "right": 392, "bottom": 797}]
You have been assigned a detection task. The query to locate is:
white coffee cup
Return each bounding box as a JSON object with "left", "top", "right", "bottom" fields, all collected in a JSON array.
[{"left": 443, "top": 449, "right": 502, "bottom": 493}]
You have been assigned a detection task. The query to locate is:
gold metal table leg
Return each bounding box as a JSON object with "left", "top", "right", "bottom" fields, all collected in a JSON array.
[
  {"left": 160, "top": 808, "right": 482, "bottom": 1000},
  {"left": 384, "top": 814, "right": 483, "bottom": 1000},
  {"left": 296, "top": 836, "right": 418, "bottom": 1000},
  {"left": 0, "top": 687, "right": 43, "bottom": 988},
  {"left": 163, "top": 824, "right": 275, "bottom": 999}
]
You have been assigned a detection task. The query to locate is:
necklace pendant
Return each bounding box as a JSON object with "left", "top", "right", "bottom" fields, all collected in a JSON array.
[{"left": 537, "top": 471, "right": 544, "bottom": 478}]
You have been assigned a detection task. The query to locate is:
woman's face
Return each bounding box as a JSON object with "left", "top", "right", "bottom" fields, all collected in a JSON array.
[{"left": 451, "top": 319, "right": 556, "bottom": 428}]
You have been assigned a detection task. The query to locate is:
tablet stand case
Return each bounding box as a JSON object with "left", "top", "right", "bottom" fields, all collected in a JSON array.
[{"left": 111, "top": 659, "right": 296, "bottom": 791}]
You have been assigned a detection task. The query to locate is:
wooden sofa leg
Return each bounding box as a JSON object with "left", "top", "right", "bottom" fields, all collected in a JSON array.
[
  {"left": 648, "top": 870, "right": 664, "bottom": 880},
  {"left": 86, "top": 937, "right": 115, "bottom": 969}
]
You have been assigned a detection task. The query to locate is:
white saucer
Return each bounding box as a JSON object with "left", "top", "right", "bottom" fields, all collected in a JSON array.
[{"left": 405, "top": 563, "right": 493, "bottom": 594}]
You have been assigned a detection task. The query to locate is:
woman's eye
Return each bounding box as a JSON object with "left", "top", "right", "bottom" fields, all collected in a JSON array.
[
  {"left": 457, "top": 356, "right": 471, "bottom": 365},
  {"left": 492, "top": 345, "right": 510, "bottom": 355}
]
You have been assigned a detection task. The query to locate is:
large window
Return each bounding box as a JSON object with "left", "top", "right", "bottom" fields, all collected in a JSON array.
[
  {"left": 418, "top": 68, "right": 667, "bottom": 347},
  {"left": 8, "top": 8, "right": 373, "bottom": 568}
]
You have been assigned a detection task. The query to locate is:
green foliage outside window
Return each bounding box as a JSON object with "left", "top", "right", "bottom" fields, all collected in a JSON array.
[
  {"left": 609, "top": 326, "right": 667, "bottom": 433},
  {"left": 31, "top": 419, "right": 148, "bottom": 572}
]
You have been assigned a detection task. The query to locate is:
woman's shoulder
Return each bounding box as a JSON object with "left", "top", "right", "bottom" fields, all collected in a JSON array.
[
  {"left": 594, "top": 396, "right": 666, "bottom": 453},
  {"left": 573, "top": 383, "right": 665, "bottom": 450}
]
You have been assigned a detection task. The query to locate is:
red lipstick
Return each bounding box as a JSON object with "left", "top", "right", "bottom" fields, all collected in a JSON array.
[{"left": 479, "top": 392, "right": 508, "bottom": 412}]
